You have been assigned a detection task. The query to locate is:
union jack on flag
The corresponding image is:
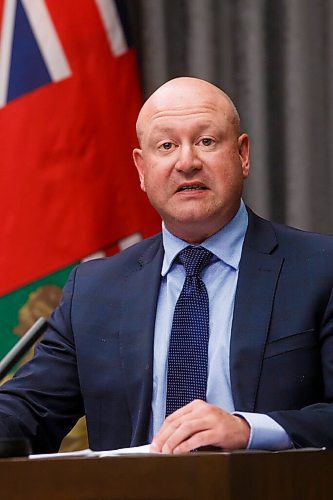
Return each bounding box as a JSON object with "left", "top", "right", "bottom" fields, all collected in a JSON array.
[
  {"left": 0, "top": 0, "right": 71, "bottom": 106},
  {"left": 0, "top": 0, "right": 131, "bottom": 107}
]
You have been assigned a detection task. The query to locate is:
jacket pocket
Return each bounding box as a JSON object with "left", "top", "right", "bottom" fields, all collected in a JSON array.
[{"left": 264, "top": 329, "right": 317, "bottom": 359}]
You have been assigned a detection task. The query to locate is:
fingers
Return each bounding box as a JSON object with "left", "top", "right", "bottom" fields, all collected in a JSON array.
[
  {"left": 151, "top": 400, "right": 250, "bottom": 454},
  {"left": 151, "top": 401, "right": 201, "bottom": 452},
  {"left": 153, "top": 415, "right": 208, "bottom": 453}
]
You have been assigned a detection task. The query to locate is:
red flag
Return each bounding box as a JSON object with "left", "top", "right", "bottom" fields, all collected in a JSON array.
[{"left": 0, "top": 0, "right": 160, "bottom": 296}]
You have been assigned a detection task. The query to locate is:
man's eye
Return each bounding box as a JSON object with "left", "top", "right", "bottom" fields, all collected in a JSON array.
[
  {"left": 159, "top": 142, "right": 173, "bottom": 150},
  {"left": 200, "top": 138, "right": 214, "bottom": 147}
]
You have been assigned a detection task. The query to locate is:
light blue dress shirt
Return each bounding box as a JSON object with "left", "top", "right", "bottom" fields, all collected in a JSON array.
[{"left": 150, "top": 200, "right": 292, "bottom": 450}]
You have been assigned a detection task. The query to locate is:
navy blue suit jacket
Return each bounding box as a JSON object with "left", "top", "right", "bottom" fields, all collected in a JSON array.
[{"left": 1, "top": 209, "right": 333, "bottom": 452}]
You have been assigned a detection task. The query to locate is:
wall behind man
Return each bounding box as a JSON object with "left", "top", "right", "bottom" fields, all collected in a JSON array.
[{"left": 126, "top": 0, "right": 333, "bottom": 234}]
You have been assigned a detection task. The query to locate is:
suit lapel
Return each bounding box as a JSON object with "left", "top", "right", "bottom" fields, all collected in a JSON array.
[
  {"left": 119, "top": 236, "right": 164, "bottom": 445},
  {"left": 230, "top": 211, "right": 284, "bottom": 411}
]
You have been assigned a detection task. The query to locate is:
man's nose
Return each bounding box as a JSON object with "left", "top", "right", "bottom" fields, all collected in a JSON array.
[{"left": 175, "top": 145, "right": 202, "bottom": 172}]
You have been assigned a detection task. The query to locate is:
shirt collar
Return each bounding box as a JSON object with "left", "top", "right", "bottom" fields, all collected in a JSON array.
[{"left": 161, "top": 200, "right": 248, "bottom": 276}]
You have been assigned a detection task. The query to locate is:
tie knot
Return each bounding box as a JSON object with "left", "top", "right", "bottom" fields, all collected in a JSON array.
[{"left": 178, "top": 246, "right": 212, "bottom": 277}]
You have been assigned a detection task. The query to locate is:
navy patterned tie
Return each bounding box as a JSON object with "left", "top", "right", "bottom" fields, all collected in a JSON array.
[{"left": 166, "top": 246, "right": 212, "bottom": 417}]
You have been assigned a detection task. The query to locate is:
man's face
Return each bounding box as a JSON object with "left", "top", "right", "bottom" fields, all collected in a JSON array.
[{"left": 133, "top": 80, "right": 250, "bottom": 243}]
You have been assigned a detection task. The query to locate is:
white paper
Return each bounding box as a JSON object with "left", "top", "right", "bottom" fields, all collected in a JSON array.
[
  {"left": 29, "top": 444, "right": 152, "bottom": 460},
  {"left": 99, "top": 444, "right": 151, "bottom": 456}
]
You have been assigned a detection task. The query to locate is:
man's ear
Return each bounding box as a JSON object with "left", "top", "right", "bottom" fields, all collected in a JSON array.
[
  {"left": 133, "top": 148, "right": 146, "bottom": 192},
  {"left": 238, "top": 134, "right": 250, "bottom": 179}
]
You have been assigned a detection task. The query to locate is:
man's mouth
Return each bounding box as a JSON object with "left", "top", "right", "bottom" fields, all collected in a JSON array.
[{"left": 176, "top": 184, "right": 208, "bottom": 192}]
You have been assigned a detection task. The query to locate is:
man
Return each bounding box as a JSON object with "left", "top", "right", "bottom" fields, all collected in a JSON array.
[{"left": 1, "top": 77, "right": 333, "bottom": 453}]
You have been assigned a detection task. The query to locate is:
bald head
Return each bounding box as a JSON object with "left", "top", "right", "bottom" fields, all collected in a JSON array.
[
  {"left": 132, "top": 75, "right": 250, "bottom": 243},
  {"left": 136, "top": 77, "right": 240, "bottom": 146}
]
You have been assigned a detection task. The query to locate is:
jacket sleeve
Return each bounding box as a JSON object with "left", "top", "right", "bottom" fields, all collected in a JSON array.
[{"left": 0, "top": 267, "right": 84, "bottom": 453}]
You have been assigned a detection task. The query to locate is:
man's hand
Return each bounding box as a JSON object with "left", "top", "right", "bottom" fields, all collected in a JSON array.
[{"left": 150, "top": 399, "right": 250, "bottom": 454}]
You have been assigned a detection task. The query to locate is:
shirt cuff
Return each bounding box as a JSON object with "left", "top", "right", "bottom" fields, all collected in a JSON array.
[{"left": 234, "top": 412, "right": 293, "bottom": 450}]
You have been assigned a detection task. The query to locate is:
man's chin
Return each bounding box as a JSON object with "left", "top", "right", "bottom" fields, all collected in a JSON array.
[{"left": 163, "top": 212, "right": 218, "bottom": 242}]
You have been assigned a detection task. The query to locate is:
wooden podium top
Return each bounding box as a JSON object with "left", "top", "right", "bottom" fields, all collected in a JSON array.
[{"left": 0, "top": 448, "right": 332, "bottom": 500}]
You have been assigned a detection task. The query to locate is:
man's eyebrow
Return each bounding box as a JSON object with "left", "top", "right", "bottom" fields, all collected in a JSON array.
[{"left": 149, "top": 122, "right": 218, "bottom": 137}]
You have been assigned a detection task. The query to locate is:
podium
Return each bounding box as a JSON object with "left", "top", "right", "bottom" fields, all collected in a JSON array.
[{"left": 0, "top": 449, "right": 332, "bottom": 499}]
